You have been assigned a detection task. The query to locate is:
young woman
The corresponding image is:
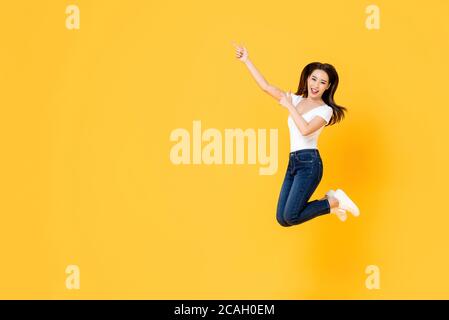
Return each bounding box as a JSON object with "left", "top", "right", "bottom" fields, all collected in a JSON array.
[{"left": 233, "top": 42, "right": 360, "bottom": 226}]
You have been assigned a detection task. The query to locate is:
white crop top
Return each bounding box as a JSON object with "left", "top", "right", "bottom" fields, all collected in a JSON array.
[{"left": 287, "top": 93, "right": 333, "bottom": 152}]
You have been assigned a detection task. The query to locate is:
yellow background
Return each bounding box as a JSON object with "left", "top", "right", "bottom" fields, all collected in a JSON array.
[{"left": 1, "top": 0, "right": 448, "bottom": 299}]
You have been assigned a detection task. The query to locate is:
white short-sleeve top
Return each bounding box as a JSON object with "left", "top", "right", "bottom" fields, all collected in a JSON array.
[{"left": 287, "top": 93, "right": 333, "bottom": 152}]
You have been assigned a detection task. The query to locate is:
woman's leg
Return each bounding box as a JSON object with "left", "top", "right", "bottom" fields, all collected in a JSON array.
[
  {"left": 276, "top": 162, "right": 294, "bottom": 227},
  {"left": 319, "top": 195, "right": 340, "bottom": 208},
  {"left": 282, "top": 157, "right": 330, "bottom": 225}
]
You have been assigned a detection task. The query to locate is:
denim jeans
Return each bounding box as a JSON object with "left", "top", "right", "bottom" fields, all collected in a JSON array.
[{"left": 276, "top": 148, "right": 331, "bottom": 226}]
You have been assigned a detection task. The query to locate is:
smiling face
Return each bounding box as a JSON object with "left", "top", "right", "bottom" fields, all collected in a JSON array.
[{"left": 307, "top": 69, "right": 331, "bottom": 99}]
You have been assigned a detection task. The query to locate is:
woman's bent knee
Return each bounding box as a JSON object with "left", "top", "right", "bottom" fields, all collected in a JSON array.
[
  {"left": 284, "top": 213, "right": 305, "bottom": 226},
  {"left": 276, "top": 216, "right": 291, "bottom": 227}
]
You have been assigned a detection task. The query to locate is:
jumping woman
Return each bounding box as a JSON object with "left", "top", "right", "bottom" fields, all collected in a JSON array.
[{"left": 233, "top": 42, "right": 360, "bottom": 226}]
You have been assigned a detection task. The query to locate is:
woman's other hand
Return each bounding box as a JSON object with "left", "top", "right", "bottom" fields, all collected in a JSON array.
[
  {"left": 279, "top": 91, "right": 293, "bottom": 109},
  {"left": 232, "top": 41, "right": 249, "bottom": 63}
]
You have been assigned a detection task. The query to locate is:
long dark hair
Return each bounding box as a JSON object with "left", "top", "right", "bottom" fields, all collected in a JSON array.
[{"left": 294, "top": 62, "right": 347, "bottom": 126}]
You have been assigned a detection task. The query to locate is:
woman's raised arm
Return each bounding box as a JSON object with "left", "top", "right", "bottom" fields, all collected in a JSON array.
[{"left": 232, "top": 41, "right": 285, "bottom": 103}]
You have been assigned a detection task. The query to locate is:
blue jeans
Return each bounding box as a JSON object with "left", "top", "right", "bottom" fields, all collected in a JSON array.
[{"left": 276, "top": 148, "right": 331, "bottom": 227}]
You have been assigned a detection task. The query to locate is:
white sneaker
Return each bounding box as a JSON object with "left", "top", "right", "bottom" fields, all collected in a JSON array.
[
  {"left": 326, "top": 189, "right": 347, "bottom": 222},
  {"left": 334, "top": 189, "right": 360, "bottom": 217}
]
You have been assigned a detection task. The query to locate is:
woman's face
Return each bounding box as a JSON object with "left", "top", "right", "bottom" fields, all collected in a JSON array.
[{"left": 307, "top": 69, "right": 330, "bottom": 99}]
